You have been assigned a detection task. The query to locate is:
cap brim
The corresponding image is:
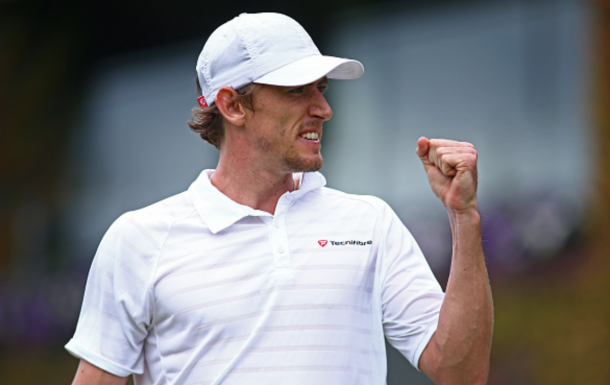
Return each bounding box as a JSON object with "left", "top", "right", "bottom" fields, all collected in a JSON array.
[{"left": 253, "top": 55, "right": 364, "bottom": 87}]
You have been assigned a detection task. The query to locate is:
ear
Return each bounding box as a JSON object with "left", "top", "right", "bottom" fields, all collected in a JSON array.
[{"left": 215, "top": 87, "right": 247, "bottom": 126}]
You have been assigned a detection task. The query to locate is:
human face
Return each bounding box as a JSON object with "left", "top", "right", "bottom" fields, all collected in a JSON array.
[{"left": 244, "top": 77, "right": 332, "bottom": 174}]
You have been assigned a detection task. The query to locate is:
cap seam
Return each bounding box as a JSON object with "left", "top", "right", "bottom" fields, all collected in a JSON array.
[
  {"left": 240, "top": 17, "right": 264, "bottom": 82},
  {"left": 288, "top": 21, "right": 319, "bottom": 53},
  {"left": 202, "top": 50, "right": 213, "bottom": 101}
]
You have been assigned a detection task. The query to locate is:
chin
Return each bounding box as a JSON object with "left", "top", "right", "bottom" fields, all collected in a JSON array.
[{"left": 284, "top": 155, "right": 323, "bottom": 173}]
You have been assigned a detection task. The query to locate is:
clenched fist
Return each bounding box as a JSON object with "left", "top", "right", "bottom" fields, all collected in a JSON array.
[{"left": 415, "top": 137, "right": 479, "bottom": 213}]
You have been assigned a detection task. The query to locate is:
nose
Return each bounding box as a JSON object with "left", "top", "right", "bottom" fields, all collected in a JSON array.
[{"left": 309, "top": 90, "right": 333, "bottom": 122}]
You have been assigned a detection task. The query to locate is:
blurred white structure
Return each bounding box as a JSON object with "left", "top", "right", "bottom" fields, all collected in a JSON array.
[{"left": 62, "top": 41, "right": 219, "bottom": 258}]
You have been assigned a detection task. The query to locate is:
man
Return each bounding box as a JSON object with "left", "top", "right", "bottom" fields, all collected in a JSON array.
[{"left": 67, "top": 12, "right": 492, "bottom": 385}]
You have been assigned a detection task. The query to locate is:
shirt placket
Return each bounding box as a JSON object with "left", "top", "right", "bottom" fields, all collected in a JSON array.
[{"left": 267, "top": 194, "right": 292, "bottom": 270}]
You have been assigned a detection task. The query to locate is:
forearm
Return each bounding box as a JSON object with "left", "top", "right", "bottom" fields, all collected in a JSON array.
[
  {"left": 72, "top": 360, "right": 128, "bottom": 385},
  {"left": 421, "top": 207, "right": 493, "bottom": 384}
]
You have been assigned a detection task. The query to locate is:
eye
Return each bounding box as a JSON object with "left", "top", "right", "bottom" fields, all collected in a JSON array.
[
  {"left": 288, "top": 87, "right": 304, "bottom": 94},
  {"left": 317, "top": 84, "right": 328, "bottom": 94}
]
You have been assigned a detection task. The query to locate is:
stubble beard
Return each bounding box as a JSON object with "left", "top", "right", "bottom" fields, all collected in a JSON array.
[
  {"left": 282, "top": 150, "right": 323, "bottom": 173},
  {"left": 255, "top": 136, "right": 323, "bottom": 173}
]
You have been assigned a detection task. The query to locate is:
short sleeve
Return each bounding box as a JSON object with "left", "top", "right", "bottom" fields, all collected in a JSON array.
[
  {"left": 378, "top": 204, "right": 445, "bottom": 370},
  {"left": 65, "top": 212, "right": 157, "bottom": 377}
]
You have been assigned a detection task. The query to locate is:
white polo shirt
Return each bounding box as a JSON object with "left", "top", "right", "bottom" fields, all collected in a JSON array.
[{"left": 66, "top": 170, "right": 444, "bottom": 385}]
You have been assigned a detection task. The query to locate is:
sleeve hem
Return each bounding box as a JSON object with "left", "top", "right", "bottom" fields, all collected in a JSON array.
[
  {"left": 65, "top": 339, "right": 134, "bottom": 378},
  {"left": 412, "top": 322, "right": 438, "bottom": 372}
]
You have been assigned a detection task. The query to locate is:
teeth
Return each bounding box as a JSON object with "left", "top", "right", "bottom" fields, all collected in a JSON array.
[{"left": 301, "top": 132, "right": 319, "bottom": 140}]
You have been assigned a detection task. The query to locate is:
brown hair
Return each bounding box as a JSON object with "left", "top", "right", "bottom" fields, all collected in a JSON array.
[{"left": 188, "top": 78, "right": 257, "bottom": 149}]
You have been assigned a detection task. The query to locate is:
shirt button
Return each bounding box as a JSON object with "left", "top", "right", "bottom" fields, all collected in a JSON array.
[{"left": 277, "top": 244, "right": 285, "bottom": 253}]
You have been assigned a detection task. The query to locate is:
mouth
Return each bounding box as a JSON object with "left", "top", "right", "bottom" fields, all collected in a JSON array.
[{"left": 299, "top": 131, "right": 320, "bottom": 141}]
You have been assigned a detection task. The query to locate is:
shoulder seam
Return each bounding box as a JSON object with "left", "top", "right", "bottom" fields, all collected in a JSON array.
[
  {"left": 147, "top": 206, "right": 197, "bottom": 382},
  {"left": 147, "top": 206, "right": 198, "bottom": 324}
]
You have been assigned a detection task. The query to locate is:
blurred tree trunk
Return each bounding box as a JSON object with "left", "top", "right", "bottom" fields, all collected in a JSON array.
[
  {"left": 589, "top": 0, "right": 610, "bottom": 271},
  {"left": 581, "top": 0, "right": 610, "bottom": 376}
]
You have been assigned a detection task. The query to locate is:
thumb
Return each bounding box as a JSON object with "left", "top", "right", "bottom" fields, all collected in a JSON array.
[
  {"left": 416, "top": 137, "right": 431, "bottom": 165},
  {"left": 416, "top": 137, "right": 439, "bottom": 177}
]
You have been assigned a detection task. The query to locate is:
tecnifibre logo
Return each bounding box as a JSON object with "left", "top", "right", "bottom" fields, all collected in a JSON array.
[{"left": 318, "top": 240, "right": 372, "bottom": 247}]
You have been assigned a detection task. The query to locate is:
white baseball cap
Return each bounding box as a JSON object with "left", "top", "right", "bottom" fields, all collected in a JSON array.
[{"left": 195, "top": 12, "right": 364, "bottom": 108}]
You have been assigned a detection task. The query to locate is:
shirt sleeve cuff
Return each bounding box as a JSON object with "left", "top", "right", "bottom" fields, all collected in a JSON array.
[
  {"left": 412, "top": 322, "right": 438, "bottom": 371},
  {"left": 65, "top": 339, "right": 134, "bottom": 378}
]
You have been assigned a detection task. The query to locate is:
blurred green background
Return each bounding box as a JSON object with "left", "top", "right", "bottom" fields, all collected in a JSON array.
[{"left": 1, "top": 0, "right": 609, "bottom": 384}]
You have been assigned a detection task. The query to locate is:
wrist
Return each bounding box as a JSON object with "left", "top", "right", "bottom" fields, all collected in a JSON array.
[{"left": 446, "top": 206, "right": 481, "bottom": 227}]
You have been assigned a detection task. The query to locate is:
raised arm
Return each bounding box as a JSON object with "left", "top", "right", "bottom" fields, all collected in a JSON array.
[
  {"left": 72, "top": 359, "right": 128, "bottom": 385},
  {"left": 415, "top": 137, "right": 493, "bottom": 385}
]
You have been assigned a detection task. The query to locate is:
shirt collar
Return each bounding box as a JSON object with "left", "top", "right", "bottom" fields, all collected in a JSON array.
[{"left": 188, "top": 169, "right": 326, "bottom": 234}]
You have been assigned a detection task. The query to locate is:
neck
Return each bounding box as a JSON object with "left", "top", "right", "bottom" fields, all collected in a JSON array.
[{"left": 211, "top": 158, "right": 295, "bottom": 215}]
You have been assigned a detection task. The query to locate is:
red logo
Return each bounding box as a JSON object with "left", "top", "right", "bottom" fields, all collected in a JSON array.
[
  {"left": 197, "top": 96, "right": 208, "bottom": 108},
  {"left": 318, "top": 240, "right": 328, "bottom": 247}
]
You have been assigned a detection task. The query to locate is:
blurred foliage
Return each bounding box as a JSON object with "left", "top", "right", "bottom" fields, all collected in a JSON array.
[
  {"left": 491, "top": 266, "right": 610, "bottom": 384},
  {"left": 0, "top": 2, "right": 85, "bottom": 273}
]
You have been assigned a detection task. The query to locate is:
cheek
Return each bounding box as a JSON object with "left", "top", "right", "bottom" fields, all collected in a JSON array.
[
  {"left": 250, "top": 101, "right": 303, "bottom": 140},
  {"left": 266, "top": 112, "right": 296, "bottom": 138}
]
